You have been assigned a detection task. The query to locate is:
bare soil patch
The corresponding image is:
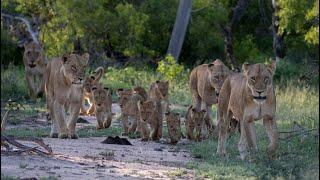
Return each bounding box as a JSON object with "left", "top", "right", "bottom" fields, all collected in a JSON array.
[{"left": 1, "top": 103, "right": 196, "bottom": 179}]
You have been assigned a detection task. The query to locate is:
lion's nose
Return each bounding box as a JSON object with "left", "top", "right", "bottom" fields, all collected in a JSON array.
[
  {"left": 78, "top": 77, "right": 83, "bottom": 81},
  {"left": 256, "top": 90, "right": 263, "bottom": 95}
]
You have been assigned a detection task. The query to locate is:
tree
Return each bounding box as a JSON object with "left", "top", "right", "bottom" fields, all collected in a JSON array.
[
  {"left": 167, "top": 0, "right": 192, "bottom": 61},
  {"left": 220, "top": 0, "right": 250, "bottom": 71}
]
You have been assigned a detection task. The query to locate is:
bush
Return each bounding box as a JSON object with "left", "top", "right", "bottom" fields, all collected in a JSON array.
[{"left": 1, "top": 64, "right": 27, "bottom": 100}]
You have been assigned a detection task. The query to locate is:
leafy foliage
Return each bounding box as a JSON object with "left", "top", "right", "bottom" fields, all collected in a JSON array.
[{"left": 157, "top": 54, "right": 184, "bottom": 82}]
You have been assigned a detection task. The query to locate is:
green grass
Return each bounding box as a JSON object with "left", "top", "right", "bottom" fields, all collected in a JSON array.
[{"left": 187, "top": 84, "right": 319, "bottom": 179}]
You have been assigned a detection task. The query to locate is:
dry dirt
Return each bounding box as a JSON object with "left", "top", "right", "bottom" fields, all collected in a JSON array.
[{"left": 1, "top": 103, "right": 197, "bottom": 179}]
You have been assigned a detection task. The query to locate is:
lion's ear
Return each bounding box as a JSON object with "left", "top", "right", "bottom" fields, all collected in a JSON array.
[
  {"left": 242, "top": 62, "right": 250, "bottom": 74},
  {"left": 208, "top": 63, "right": 214, "bottom": 71},
  {"left": 82, "top": 53, "right": 89, "bottom": 65},
  {"left": 268, "top": 61, "right": 276, "bottom": 74},
  {"left": 62, "top": 54, "right": 69, "bottom": 64}
]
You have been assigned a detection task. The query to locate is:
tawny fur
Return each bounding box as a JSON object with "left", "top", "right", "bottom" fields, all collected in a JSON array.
[
  {"left": 117, "top": 87, "right": 146, "bottom": 135},
  {"left": 23, "top": 41, "right": 47, "bottom": 100},
  {"left": 91, "top": 83, "right": 112, "bottom": 129},
  {"left": 137, "top": 100, "right": 159, "bottom": 141},
  {"left": 185, "top": 106, "right": 206, "bottom": 142},
  {"left": 148, "top": 81, "right": 169, "bottom": 140},
  {"left": 45, "top": 53, "right": 89, "bottom": 139},
  {"left": 165, "top": 112, "right": 182, "bottom": 144},
  {"left": 189, "top": 59, "right": 230, "bottom": 136},
  {"left": 217, "top": 61, "right": 277, "bottom": 160},
  {"left": 80, "top": 66, "right": 104, "bottom": 115}
]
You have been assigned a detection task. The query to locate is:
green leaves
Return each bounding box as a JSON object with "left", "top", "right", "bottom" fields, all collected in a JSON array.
[{"left": 157, "top": 54, "right": 184, "bottom": 82}]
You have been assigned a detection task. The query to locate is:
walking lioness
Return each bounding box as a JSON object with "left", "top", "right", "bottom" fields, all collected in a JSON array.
[
  {"left": 45, "top": 53, "right": 89, "bottom": 139},
  {"left": 217, "top": 61, "right": 277, "bottom": 160},
  {"left": 189, "top": 59, "right": 230, "bottom": 134},
  {"left": 23, "top": 41, "right": 47, "bottom": 99}
]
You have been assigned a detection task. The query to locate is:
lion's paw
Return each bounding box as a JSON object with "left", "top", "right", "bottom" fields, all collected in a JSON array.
[
  {"left": 69, "top": 133, "right": 79, "bottom": 139},
  {"left": 50, "top": 132, "right": 58, "bottom": 138},
  {"left": 58, "top": 133, "right": 69, "bottom": 139}
]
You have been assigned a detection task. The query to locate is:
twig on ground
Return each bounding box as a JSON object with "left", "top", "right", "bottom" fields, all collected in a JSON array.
[
  {"left": 279, "top": 129, "right": 317, "bottom": 141},
  {"left": 1, "top": 135, "right": 52, "bottom": 156},
  {"left": 1, "top": 147, "right": 38, "bottom": 156}
]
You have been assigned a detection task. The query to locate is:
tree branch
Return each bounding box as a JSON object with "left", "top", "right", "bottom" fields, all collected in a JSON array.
[{"left": 1, "top": 12, "right": 39, "bottom": 45}]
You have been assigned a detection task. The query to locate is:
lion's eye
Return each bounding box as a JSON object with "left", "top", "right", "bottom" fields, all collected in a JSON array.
[
  {"left": 251, "top": 77, "right": 256, "bottom": 82},
  {"left": 264, "top": 77, "right": 269, "bottom": 83}
]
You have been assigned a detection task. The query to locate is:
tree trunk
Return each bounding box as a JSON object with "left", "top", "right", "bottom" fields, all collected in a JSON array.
[
  {"left": 271, "top": 0, "right": 285, "bottom": 63},
  {"left": 221, "top": 0, "right": 250, "bottom": 71},
  {"left": 167, "top": 0, "right": 192, "bottom": 61}
]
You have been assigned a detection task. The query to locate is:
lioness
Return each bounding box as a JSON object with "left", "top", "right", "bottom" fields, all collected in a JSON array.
[
  {"left": 117, "top": 87, "right": 146, "bottom": 135},
  {"left": 217, "top": 61, "right": 277, "bottom": 160},
  {"left": 91, "top": 83, "right": 112, "bottom": 129},
  {"left": 81, "top": 66, "right": 104, "bottom": 115},
  {"left": 185, "top": 105, "right": 206, "bottom": 142},
  {"left": 45, "top": 53, "right": 89, "bottom": 139},
  {"left": 189, "top": 59, "right": 230, "bottom": 135},
  {"left": 23, "top": 41, "right": 47, "bottom": 99},
  {"left": 165, "top": 111, "right": 182, "bottom": 144},
  {"left": 148, "top": 81, "right": 169, "bottom": 140}
]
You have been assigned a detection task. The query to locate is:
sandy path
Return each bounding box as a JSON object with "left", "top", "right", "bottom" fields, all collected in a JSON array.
[
  {"left": 1, "top": 103, "right": 196, "bottom": 179},
  {"left": 1, "top": 137, "right": 195, "bottom": 179}
]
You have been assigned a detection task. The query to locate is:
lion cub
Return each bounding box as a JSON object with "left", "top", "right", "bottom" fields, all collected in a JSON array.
[
  {"left": 165, "top": 112, "right": 182, "bottom": 144},
  {"left": 91, "top": 83, "right": 112, "bottom": 129},
  {"left": 117, "top": 87, "right": 147, "bottom": 135},
  {"left": 148, "top": 80, "right": 169, "bottom": 140},
  {"left": 137, "top": 100, "right": 159, "bottom": 141},
  {"left": 186, "top": 105, "right": 206, "bottom": 142},
  {"left": 81, "top": 66, "right": 104, "bottom": 115}
]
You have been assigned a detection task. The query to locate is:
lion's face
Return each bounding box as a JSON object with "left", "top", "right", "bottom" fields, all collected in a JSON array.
[
  {"left": 92, "top": 85, "right": 111, "bottom": 110},
  {"left": 24, "top": 42, "right": 43, "bottom": 68},
  {"left": 116, "top": 89, "right": 133, "bottom": 109},
  {"left": 155, "top": 81, "right": 169, "bottom": 99},
  {"left": 62, "top": 53, "right": 89, "bottom": 87},
  {"left": 138, "top": 100, "right": 155, "bottom": 122},
  {"left": 207, "top": 60, "right": 230, "bottom": 96},
  {"left": 243, "top": 61, "right": 276, "bottom": 104},
  {"left": 191, "top": 108, "right": 206, "bottom": 133}
]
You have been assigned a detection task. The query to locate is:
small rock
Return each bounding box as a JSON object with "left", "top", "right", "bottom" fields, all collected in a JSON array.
[{"left": 154, "top": 148, "right": 163, "bottom": 151}]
